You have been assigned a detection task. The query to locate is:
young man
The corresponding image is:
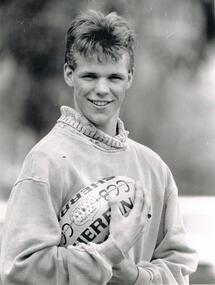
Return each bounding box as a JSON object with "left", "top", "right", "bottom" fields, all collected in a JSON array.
[{"left": 0, "top": 10, "right": 198, "bottom": 285}]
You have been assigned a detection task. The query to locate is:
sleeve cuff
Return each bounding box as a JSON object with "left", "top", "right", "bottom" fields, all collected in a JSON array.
[{"left": 134, "top": 267, "right": 153, "bottom": 285}]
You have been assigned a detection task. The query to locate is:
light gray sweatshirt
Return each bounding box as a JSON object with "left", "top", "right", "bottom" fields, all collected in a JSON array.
[{"left": 0, "top": 106, "right": 198, "bottom": 285}]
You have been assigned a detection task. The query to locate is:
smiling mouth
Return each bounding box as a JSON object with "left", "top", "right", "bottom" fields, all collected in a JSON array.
[{"left": 88, "top": 99, "right": 112, "bottom": 107}]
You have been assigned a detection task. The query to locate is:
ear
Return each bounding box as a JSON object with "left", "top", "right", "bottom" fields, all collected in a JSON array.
[
  {"left": 126, "top": 68, "right": 134, "bottom": 89},
  {"left": 64, "top": 63, "right": 74, "bottom": 87}
]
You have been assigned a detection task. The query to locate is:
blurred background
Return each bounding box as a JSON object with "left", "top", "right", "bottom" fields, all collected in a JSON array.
[{"left": 0, "top": 0, "right": 214, "bottom": 283}]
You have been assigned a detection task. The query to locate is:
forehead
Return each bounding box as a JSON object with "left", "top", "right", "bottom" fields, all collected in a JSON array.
[{"left": 74, "top": 52, "right": 130, "bottom": 74}]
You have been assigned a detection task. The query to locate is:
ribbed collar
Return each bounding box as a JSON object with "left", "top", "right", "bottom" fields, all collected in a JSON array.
[{"left": 57, "top": 106, "right": 129, "bottom": 150}]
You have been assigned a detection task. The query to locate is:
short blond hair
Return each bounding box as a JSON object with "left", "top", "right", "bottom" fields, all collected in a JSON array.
[{"left": 65, "top": 10, "right": 135, "bottom": 72}]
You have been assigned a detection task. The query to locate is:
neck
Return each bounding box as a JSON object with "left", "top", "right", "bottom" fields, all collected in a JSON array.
[
  {"left": 94, "top": 122, "right": 117, "bottom": 137},
  {"left": 90, "top": 113, "right": 119, "bottom": 137},
  {"left": 58, "top": 106, "right": 129, "bottom": 150}
]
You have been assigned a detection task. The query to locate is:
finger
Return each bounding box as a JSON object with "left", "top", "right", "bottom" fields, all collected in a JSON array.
[
  {"left": 109, "top": 197, "right": 121, "bottom": 221},
  {"left": 141, "top": 192, "right": 152, "bottom": 225},
  {"left": 129, "top": 181, "right": 145, "bottom": 217},
  {"left": 142, "top": 189, "right": 151, "bottom": 214},
  {"left": 131, "top": 182, "right": 151, "bottom": 222},
  {"left": 142, "top": 192, "right": 151, "bottom": 221}
]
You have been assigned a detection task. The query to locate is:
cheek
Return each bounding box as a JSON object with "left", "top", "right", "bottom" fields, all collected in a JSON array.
[
  {"left": 76, "top": 82, "right": 94, "bottom": 96},
  {"left": 113, "top": 81, "right": 128, "bottom": 92},
  {"left": 113, "top": 85, "right": 127, "bottom": 100}
]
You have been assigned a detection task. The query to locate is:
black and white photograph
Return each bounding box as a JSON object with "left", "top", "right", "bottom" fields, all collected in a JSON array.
[{"left": 0, "top": 0, "right": 215, "bottom": 284}]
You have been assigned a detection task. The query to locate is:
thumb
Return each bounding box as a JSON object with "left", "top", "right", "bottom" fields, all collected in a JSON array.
[{"left": 109, "top": 197, "right": 121, "bottom": 221}]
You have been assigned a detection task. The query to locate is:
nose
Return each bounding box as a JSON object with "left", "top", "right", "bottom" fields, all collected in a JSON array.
[{"left": 95, "top": 78, "right": 109, "bottom": 96}]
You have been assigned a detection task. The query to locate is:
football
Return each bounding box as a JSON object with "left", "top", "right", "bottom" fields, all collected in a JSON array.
[{"left": 58, "top": 176, "right": 136, "bottom": 247}]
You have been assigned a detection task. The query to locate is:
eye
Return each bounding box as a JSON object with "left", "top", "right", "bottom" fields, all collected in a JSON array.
[
  {"left": 109, "top": 74, "right": 124, "bottom": 81},
  {"left": 81, "top": 73, "right": 97, "bottom": 80}
]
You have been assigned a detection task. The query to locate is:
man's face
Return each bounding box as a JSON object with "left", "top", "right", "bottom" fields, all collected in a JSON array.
[{"left": 64, "top": 52, "right": 133, "bottom": 135}]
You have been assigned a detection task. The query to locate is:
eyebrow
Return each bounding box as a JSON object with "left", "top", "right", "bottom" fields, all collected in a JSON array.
[
  {"left": 109, "top": 73, "right": 125, "bottom": 79},
  {"left": 79, "top": 71, "right": 126, "bottom": 77},
  {"left": 79, "top": 72, "right": 98, "bottom": 77}
]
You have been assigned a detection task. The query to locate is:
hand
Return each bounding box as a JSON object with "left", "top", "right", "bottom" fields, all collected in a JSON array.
[
  {"left": 109, "top": 181, "right": 151, "bottom": 254},
  {"left": 107, "top": 258, "right": 139, "bottom": 285}
]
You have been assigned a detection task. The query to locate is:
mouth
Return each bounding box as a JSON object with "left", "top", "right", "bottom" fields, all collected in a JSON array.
[{"left": 88, "top": 99, "right": 112, "bottom": 107}]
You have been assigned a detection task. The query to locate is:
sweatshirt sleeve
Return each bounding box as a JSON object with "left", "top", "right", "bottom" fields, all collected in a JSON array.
[
  {"left": 135, "top": 168, "right": 198, "bottom": 285},
  {"left": 0, "top": 178, "right": 123, "bottom": 285}
]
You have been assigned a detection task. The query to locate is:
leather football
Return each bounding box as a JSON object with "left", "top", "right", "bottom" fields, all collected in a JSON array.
[{"left": 58, "top": 176, "right": 135, "bottom": 247}]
